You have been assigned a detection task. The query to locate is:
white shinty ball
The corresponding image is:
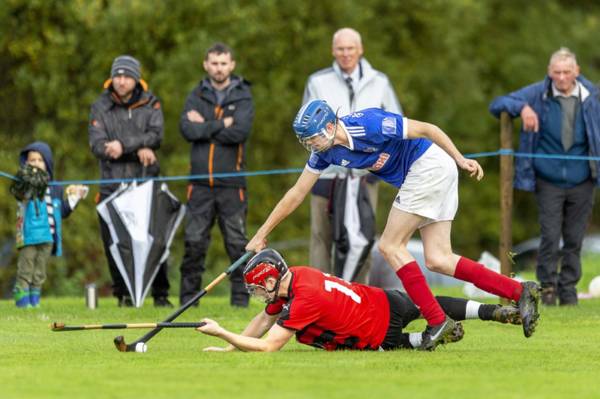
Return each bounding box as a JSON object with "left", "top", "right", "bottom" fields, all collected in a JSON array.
[
  {"left": 135, "top": 343, "right": 148, "bottom": 353},
  {"left": 589, "top": 276, "right": 600, "bottom": 298}
]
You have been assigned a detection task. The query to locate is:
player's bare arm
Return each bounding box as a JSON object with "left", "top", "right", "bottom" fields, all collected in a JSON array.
[
  {"left": 406, "top": 119, "right": 484, "bottom": 181},
  {"left": 202, "top": 310, "right": 279, "bottom": 352},
  {"left": 198, "top": 318, "right": 294, "bottom": 352},
  {"left": 246, "top": 168, "right": 320, "bottom": 252}
]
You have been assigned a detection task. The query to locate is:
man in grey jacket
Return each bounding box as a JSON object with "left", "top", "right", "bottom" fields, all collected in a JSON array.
[
  {"left": 89, "top": 55, "right": 172, "bottom": 307},
  {"left": 302, "top": 28, "right": 401, "bottom": 282}
]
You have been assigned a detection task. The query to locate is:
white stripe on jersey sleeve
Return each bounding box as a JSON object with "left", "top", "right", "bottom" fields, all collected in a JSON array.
[
  {"left": 304, "top": 164, "right": 323, "bottom": 175},
  {"left": 402, "top": 117, "right": 408, "bottom": 139},
  {"left": 347, "top": 126, "right": 366, "bottom": 133}
]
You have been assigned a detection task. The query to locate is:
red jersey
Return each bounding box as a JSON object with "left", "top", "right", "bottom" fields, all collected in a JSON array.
[{"left": 265, "top": 267, "right": 390, "bottom": 351}]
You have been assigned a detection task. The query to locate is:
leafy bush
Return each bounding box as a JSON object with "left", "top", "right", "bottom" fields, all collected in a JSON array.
[{"left": 1, "top": 0, "right": 600, "bottom": 294}]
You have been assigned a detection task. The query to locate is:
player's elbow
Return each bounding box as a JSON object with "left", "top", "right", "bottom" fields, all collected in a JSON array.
[
  {"left": 262, "top": 341, "right": 285, "bottom": 352},
  {"left": 284, "top": 187, "right": 307, "bottom": 208},
  {"left": 261, "top": 335, "right": 288, "bottom": 352},
  {"left": 421, "top": 121, "right": 442, "bottom": 139}
]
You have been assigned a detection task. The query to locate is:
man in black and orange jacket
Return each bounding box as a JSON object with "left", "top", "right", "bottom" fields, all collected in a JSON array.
[{"left": 179, "top": 43, "right": 254, "bottom": 307}]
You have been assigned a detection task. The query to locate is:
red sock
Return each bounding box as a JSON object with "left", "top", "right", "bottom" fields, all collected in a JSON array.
[
  {"left": 396, "top": 261, "right": 446, "bottom": 326},
  {"left": 454, "top": 257, "right": 522, "bottom": 301}
]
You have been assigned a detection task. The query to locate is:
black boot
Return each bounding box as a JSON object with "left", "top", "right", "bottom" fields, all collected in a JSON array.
[{"left": 154, "top": 296, "right": 174, "bottom": 308}]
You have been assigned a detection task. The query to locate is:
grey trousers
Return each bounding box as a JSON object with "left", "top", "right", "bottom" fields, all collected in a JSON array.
[
  {"left": 535, "top": 178, "right": 595, "bottom": 304},
  {"left": 16, "top": 243, "right": 53, "bottom": 290},
  {"left": 309, "top": 181, "right": 378, "bottom": 283}
]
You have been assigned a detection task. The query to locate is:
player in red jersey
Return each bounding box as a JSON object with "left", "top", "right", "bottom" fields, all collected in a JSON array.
[{"left": 197, "top": 249, "right": 522, "bottom": 352}]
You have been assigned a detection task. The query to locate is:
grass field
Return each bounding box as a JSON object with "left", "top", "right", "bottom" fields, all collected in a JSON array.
[{"left": 2, "top": 258, "right": 600, "bottom": 399}]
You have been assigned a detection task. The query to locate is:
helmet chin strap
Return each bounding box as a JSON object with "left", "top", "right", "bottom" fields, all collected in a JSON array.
[
  {"left": 312, "top": 116, "right": 338, "bottom": 153},
  {"left": 265, "top": 271, "right": 289, "bottom": 303},
  {"left": 322, "top": 129, "right": 336, "bottom": 150}
]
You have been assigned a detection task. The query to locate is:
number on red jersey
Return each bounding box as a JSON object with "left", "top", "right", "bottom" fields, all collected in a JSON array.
[{"left": 323, "top": 274, "right": 362, "bottom": 303}]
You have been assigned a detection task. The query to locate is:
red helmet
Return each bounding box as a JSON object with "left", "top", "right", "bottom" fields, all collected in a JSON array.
[{"left": 243, "top": 249, "right": 288, "bottom": 302}]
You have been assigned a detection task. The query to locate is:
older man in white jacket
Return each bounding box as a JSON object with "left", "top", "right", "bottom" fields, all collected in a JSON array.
[{"left": 302, "top": 27, "right": 402, "bottom": 282}]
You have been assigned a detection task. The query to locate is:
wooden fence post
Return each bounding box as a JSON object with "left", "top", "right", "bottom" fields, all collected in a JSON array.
[{"left": 499, "top": 112, "right": 514, "bottom": 277}]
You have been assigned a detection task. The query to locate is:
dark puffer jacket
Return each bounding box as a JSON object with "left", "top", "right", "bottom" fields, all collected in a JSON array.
[
  {"left": 180, "top": 76, "right": 253, "bottom": 188},
  {"left": 89, "top": 80, "right": 164, "bottom": 195}
]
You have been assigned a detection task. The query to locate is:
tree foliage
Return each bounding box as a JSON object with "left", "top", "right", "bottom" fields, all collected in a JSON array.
[{"left": 1, "top": 0, "right": 600, "bottom": 294}]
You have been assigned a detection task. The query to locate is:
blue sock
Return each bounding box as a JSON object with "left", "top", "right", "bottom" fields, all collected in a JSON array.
[
  {"left": 30, "top": 288, "right": 41, "bottom": 308},
  {"left": 14, "top": 287, "right": 31, "bottom": 308}
]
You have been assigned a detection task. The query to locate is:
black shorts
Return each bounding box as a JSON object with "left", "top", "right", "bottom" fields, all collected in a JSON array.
[{"left": 380, "top": 290, "right": 421, "bottom": 350}]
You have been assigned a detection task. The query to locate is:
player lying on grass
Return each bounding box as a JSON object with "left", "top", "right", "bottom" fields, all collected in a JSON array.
[{"left": 197, "top": 249, "right": 523, "bottom": 352}]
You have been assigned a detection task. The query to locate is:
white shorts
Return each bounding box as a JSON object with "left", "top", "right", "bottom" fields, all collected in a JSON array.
[{"left": 392, "top": 143, "right": 458, "bottom": 227}]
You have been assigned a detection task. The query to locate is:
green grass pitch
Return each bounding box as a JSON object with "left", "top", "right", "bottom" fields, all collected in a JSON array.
[{"left": 2, "top": 259, "right": 600, "bottom": 399}]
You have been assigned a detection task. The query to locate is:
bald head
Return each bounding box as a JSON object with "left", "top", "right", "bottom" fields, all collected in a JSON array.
[
  {"left": 332, "top": 28, "right": 364, "bottom": 74},
  {"left": 332, "top": 28, "right": 362, "bottom": 48},
  {"left": 548, "top": 47, "right": 578, "bottom": 68}
]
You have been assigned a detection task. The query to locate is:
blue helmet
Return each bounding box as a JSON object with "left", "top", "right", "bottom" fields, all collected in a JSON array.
[
  {"left": 292, "top": 100, "right": 337, "bottom": 152},
  {"left": 293, "top": 100, "right": 336, "bottom": 139}
]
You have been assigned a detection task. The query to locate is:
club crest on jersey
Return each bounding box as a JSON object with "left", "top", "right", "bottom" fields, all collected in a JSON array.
[
  {"left": 381, "top": 117, "right": 397, "bottom": 136},
  {"left": 370, "top": 153, "right": 390, "bottom": 171}
]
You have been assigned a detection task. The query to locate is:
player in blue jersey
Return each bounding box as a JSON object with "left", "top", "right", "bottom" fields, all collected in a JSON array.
[{"left": 246, "top": 100, "right": 540, "bottom": 350}]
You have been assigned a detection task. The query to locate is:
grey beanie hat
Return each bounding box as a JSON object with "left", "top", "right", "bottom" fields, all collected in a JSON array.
[{"left": 111, "top": 55, "right": 141, "bottom": 81}]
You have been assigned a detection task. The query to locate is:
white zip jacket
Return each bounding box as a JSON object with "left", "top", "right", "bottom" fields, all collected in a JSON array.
[{"left": 302, "top": 58, "right": 401, "bottom": 178}]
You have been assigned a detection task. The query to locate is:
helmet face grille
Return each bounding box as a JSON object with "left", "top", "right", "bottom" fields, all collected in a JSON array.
[{"left": 243, "top": 249, "right": 289, "bottom": 303}]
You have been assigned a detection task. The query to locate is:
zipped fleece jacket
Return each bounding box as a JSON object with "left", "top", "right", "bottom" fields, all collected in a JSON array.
[
  {"left": 180, "top": 76, "right": 253, "bottom": 188},
  {"left": 489, "top": 75, "right": 600, "bottom": 192},
  {"left": 15, "top": 142, "right": 73, "bottom": 256},
  {"left": 89, "top": 81, "right": 164, "bottom": 196},
  {"left": 303, "top": 58, "right": 401, "bottom": 117}
]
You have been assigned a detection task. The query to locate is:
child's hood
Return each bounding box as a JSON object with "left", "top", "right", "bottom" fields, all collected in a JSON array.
[{"left": 20, "top": 141, "right": 54, "bottom": 180}]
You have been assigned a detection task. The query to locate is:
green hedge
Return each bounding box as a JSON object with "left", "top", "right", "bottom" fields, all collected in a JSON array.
[{"left": 1, "top": 0, "right": 600, "bottom": 295}]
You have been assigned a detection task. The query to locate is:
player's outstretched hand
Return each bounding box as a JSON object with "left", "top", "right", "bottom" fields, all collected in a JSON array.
[
  {"left": 196, "top": 318, "right": 223, "bottom": 337},
  {"left": 203, "top": 346, "right": 235, "bottom": 352},
  {"left": 457, "top": 157, "right": 484, "bottom": 181}
]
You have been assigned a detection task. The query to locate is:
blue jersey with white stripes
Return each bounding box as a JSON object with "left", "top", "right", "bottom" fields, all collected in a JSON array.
[{"left": 305, "top": 108, "right": 432, "bottom": 188}]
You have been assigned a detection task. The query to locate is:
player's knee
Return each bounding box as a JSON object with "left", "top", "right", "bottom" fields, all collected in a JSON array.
[
  {"left": 377, "top": 239, "right": 394, "bottom": 260},
  {"left": 424, "top": 254, "right": 453, "bottom": 273},
  {"left": 378, "top": 239, "right": 409, "bottom": 263}
]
